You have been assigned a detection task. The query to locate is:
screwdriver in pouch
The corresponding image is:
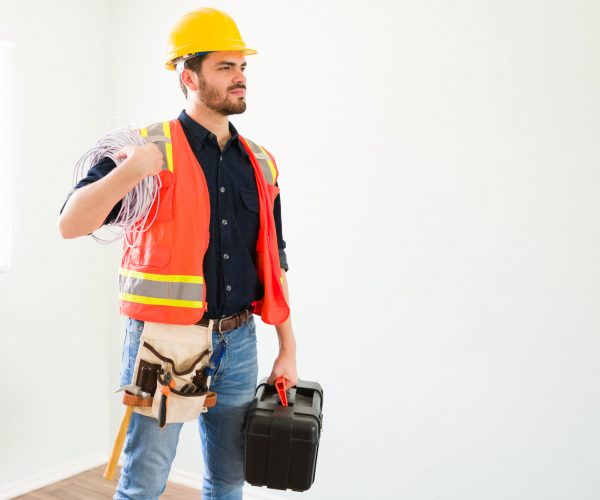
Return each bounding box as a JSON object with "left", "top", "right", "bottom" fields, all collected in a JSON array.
[
  {"left": 158, "top": 371, "right": 175, "bottom": 429},
  {"left": 192, "top": 340, "right": 227, "bottom": 392}
]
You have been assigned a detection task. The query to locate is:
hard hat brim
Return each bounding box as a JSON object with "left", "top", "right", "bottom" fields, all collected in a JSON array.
[{"left": 165, "top": 46, "right": 257, "bottom": 71}]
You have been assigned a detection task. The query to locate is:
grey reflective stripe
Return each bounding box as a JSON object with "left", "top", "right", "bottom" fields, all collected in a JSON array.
[
  {"left": 144, "top": 122, "right": 170, "bottom": 171},
  {"left": 244, "top": 138, "right": 263, "bottom": 155},
  {"left": 243, "top": 138, "right": 275, "bottom": 185},
  {"left": 119, "top": 275, "right": 203, "bottom": 302},
  {"left": 145, "top": 135, "right": 171, "bottom": 144}
]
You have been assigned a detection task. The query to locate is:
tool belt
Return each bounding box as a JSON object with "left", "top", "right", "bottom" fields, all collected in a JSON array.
[{"left": 125, "top": 320, "right": 217, "bottom": 425}]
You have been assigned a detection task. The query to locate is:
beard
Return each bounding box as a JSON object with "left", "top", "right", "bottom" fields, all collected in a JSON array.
[{"left": 197, "top": 78, "right": 247, "bottom": 116}]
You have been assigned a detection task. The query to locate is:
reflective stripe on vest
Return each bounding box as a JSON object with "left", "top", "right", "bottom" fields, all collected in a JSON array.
[
  {"left": 119, "top": 268, "right": 204, "bottom": 309},
  {"left": 240, "top": 137, "right": 278, "bottom": 185},
  {"left": 120, "top": 120, "right": 203, "bottom": 313},
  {"left": 119, "top": 119, "right": 289, "bottom": 324},
  {"left": 139, "top": 122, "right": 174, "bottom": 172}
]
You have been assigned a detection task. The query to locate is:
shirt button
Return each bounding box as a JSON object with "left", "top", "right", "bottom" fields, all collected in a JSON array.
[
  {"left": 220, "top": 186, "right": 225, "bottom": 193},
  {"left": 226, "top": 285, "right": 232, "bottom": 292},
  {"left": 221, "top": 219, "right": 228, "bottom": 225},
  {"left": 223, "top": 253, "right": 230, "bottom": 260}
]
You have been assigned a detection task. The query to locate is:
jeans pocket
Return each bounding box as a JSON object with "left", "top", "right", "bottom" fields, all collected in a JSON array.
[
  {"left": 212, "top": 352, "right": 225, "bottom": 382},
  {"left": 119, "top": 318, "right": 145, "bottom": 386},
  {"left": 247, "top": 316, "right": 256, "bottom": 337},
  {"left": 128, "top": 320, "right": 144, "bottom": 361}
]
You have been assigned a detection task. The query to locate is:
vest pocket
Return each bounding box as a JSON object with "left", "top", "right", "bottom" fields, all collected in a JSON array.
[
  {"left": 129, "top": 244, "right": 171, "bottom": 268},
  {"left": 155, "top": 170, "right": 175, "bottom": 221}
]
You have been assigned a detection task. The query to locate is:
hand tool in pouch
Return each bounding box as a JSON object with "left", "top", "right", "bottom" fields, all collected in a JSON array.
[
  {"left": 182, "top": 338, "right": 227, "bottom": 393},
  {"left": 158, "top": 371, "right": 175, "bottom": 429}
]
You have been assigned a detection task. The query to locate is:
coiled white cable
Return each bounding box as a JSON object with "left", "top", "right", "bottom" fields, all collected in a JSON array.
[{"left": 73, "top": 128, "right": 161, "bottom": 247}]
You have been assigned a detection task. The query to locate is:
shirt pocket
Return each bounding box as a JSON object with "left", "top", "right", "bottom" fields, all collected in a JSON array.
[
  {"left": 240, "top": 188, "right": 259, "bottom": 213},
  {"left": 236, "top": 188, "right": 260, "bottom": 248}
]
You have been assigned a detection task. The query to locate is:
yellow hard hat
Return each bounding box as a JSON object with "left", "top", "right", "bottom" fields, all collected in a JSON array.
[{"left": 165, "top": 7, "right": 257, "bottom": 70}]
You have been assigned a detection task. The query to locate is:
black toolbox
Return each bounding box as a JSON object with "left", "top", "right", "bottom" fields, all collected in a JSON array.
[{"left": 244, "top": 377, "right": 324, "bottom": 492}]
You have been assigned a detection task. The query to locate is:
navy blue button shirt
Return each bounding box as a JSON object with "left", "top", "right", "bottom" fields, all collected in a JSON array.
[{"left": 62, "top": 110, "right": 288, "bottom": 319}]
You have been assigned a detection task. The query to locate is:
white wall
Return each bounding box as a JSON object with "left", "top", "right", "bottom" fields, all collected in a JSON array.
[
  {"left": 0, "top": 0, "right": 118, "bottom": 495},
  {"left": 1, "top": 1, "right": 600, "bottom": 499}
]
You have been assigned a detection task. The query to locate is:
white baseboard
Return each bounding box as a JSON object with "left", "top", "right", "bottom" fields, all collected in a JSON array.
[
  {"left": 0, "top": 452, "right": 107, "bottom": 500},
  {"left": 242, "top": 487, "right": 289, "bottom": 500},
  {"left": 0, "top": 454, "right": 286, "bottom": 500},
  {"left": 167, "top": 467, "right": 204, "bottom": 490}
]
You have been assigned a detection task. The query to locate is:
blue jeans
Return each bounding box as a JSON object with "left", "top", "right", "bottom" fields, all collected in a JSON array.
[{"left": 114, "top": 315, "right": 259, "bottom": 500}]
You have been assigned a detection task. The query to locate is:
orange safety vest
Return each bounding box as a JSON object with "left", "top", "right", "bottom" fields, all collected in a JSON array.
[{"left": 118, "top": 118, "right": 290, "bottom": 326}]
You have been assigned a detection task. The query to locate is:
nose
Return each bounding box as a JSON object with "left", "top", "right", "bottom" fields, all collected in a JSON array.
[{"left": 233, "top": 68, "right": 246, "bottom": 85}]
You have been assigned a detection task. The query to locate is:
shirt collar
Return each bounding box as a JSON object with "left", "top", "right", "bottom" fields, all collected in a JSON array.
[{"left": 178, "top": 109, "right": 239, "bottom": 148}]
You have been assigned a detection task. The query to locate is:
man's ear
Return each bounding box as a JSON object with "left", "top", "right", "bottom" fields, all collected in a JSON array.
[{"left": 181, "top": 69, "right": 198, "bottom": 92}]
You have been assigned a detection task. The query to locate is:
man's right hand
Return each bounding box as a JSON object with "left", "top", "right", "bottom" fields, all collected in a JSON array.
[
  {"left": 115, "top": 143, "right": 164, "bottom": 180},
  {"left": 59, "top": 142, "right": 164, "bottom": 239}
]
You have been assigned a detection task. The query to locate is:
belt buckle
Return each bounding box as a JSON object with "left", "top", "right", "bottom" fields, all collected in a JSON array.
[
  {"left": 216, "top": 308, "right": 249, "bottom": 334},
  {"left": 217, "top": 317, "right": 227, "bottom": 334}
]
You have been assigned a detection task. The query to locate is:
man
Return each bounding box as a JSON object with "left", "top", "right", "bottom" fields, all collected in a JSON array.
[{"left": 58, "top": 7, "right": 297, "bottom": 499}]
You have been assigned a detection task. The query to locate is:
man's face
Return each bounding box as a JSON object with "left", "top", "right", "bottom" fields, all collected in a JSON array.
[{"left": 194, "top": 51, "right": 247, "bottom": 115}]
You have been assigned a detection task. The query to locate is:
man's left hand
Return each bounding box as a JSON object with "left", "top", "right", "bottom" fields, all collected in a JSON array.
[{"left": 267, "top": 347, "right": 298, "bottom": 390}]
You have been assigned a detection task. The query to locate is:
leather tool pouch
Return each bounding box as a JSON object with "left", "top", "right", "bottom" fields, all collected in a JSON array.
[{"left": 130, "top": 320, "right": 215, "bottom": 424}]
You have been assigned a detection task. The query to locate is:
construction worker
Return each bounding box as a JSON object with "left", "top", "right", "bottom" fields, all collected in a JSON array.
[{"left": 58, "top": 7, "right": 297, "bottom": 499}]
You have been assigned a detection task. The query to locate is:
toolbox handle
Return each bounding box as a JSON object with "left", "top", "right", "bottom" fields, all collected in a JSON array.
[
  {"left": 275, "top": 377, "right": 287, "bottom": 406},
  {"left": 275, "top": 376, "right": 296, "bottom": 407}
]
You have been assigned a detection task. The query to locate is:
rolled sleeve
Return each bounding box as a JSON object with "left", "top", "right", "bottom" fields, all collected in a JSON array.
[
  {"left": 278, "top": 248, "right": 289, "bottom": 272},
  {"left": 273, "top": 182, "right": 289, "bottom": 272},
  {"left": 59, "top": 156, "right": 122, "bottom": 225}
]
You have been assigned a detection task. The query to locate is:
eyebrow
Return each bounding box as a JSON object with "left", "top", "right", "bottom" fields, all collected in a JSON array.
[{"left": 215, "top": 61, "right": 247, "bottom": 68}]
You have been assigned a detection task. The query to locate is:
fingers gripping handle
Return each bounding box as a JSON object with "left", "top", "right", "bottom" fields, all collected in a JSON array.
[{"left": 275, "top": 377, "right": 288, "bottom": 406}]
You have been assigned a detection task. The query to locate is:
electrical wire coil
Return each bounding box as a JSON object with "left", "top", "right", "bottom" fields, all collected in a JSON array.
[{"left": 72, "top": 128, "right": 161, "bottom": 247}]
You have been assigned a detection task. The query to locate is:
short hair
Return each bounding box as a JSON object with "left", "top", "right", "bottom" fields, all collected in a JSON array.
[{"left": 178, "top": 53, "right": 209, "bottom": 98}]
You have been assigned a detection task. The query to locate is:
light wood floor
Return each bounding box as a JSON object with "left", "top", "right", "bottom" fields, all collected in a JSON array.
[{"left": 13, "top": 465, "right": 201, "bottom": 499}]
